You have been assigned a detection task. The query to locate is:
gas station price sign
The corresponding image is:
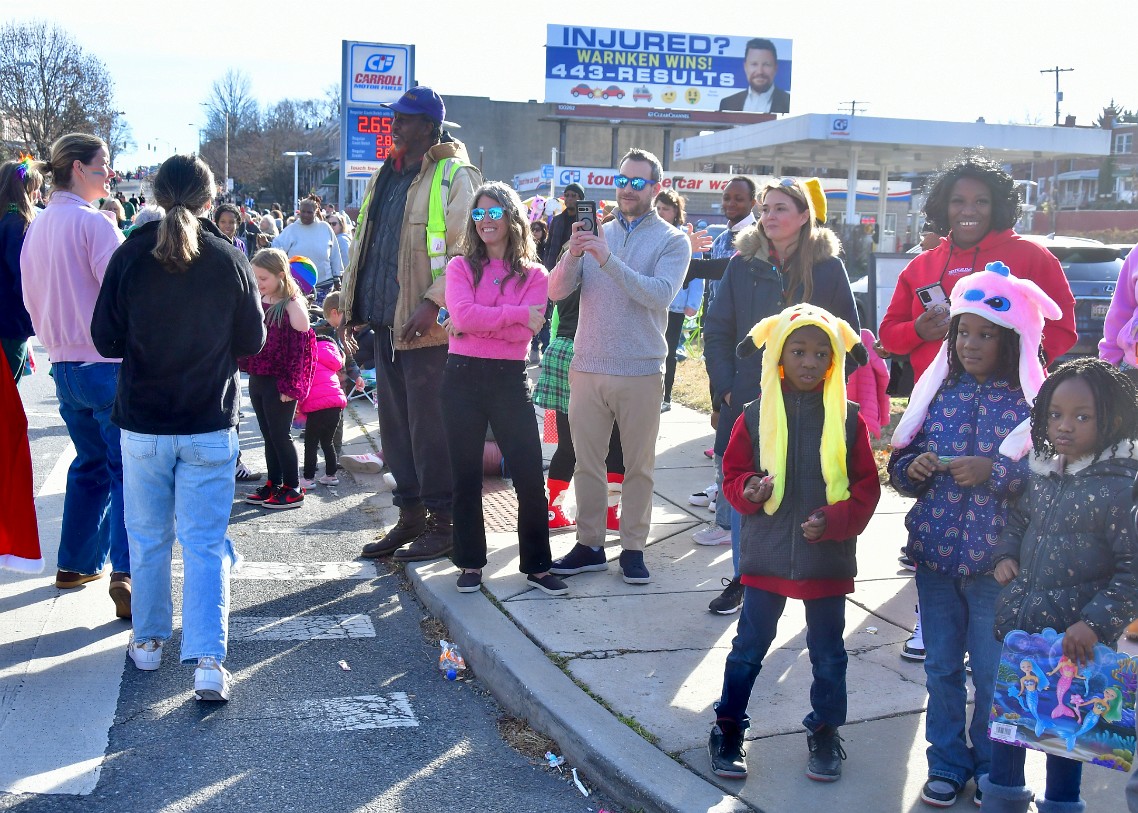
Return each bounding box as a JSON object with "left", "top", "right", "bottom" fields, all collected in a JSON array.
[{"left": 346, "top": 107, "right": 394, "bottom": 162}]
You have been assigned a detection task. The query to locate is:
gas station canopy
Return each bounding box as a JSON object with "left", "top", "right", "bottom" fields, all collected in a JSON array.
[{"left": 671, "top": 113, "right": 1112, "bottom": 175}]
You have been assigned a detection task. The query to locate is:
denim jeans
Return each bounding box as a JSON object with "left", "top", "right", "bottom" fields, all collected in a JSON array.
[
  {"left": 915, "top": 568, "right": 1004, "bottom": 786},
  {"left": 713, "top": 454, "right": 731, "bottom": 531},
  {"left": 442, "top": 356, "right": 550, "bottom": 574},
  {"left": 121, "top": 428, "right": 240, "bottom": 663},
  {"left": 716, "top": 586, "right": 848, "bottom": 734},
  {"left": 53, "top": 361, "right": 129, "bottom": 575},
  {"left": 989, "top": 740, "right": 1082, "bottom": 803}
]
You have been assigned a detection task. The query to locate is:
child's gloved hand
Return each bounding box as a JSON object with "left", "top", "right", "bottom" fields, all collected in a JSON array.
[
  {"left": 1062, "top": 620, "right": 1099, "bottom": 666},
  {"left": 946, "top": 456, "right": 993, "bottom": 487},
  {"left": 801, "top": 509, "right": 826, "bottom": 541}
]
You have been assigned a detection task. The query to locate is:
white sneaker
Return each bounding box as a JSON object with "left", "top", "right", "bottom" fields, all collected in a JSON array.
[
  {"left": 318, "top": 474, "right": 340, "bottom": 486},
  {"left": 298, "top": 477, "right": 317, "bottom": 490},
  {"left": 688, "top": 484, "right": 717, "bottom": 507},
  {"left": 127, "top": 635, "right": 163, "bottom": 671},
  {"left": 692, "top": 525, "right": 731, "bottom": 546},
  {"left": 708, "top": 499, "right": 717, "bottom": 513},
  {"left": 194, "top": 656, "right": 232, "bottom": 702}
]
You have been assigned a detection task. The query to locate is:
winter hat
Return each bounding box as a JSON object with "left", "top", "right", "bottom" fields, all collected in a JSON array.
[
  {"left": 736, "top": 303, "right": 864, "bottom": 514},
  {"left": 891, "top": 260, "right": 1061, "bottom": 459}
]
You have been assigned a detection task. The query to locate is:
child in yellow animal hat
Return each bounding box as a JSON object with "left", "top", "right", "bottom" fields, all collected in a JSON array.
[{"left": 707, "top": 303, "right": 881, "bottom": 784}]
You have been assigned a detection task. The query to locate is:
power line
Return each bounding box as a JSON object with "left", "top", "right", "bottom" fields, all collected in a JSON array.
[
  {"left": 1040, "top": 66, "right": 1074, "bottom": 125},
  {"left": 838, "top": 101, "right": 869, "bottom": 117}
]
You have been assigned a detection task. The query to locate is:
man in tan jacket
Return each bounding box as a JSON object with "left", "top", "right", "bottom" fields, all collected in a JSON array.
[{"left": 339, "top": 86, "right": 478, "bottom": 561}]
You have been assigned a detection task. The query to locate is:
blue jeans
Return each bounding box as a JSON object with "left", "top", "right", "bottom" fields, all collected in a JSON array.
[
  {"left": 53, "top": 361, "right": 129, "bottom": 575},
  {"left": 716, "top": 586, "right": 848, "bottom": 733},
  {"left": 989, "top": 740, "right": 1082, "bottom": 803},
  {"left": 121, "top": 429, "right": 240, "bottom": 663},
  {"left": 915, "top": 568, "right": 1004, "bottom": 787}
]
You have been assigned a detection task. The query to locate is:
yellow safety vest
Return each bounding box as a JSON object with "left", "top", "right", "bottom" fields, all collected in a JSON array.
[
  {"left": 427, "top": 158, "right": 465, "bottom": 279},
  {"left": 356, "top": 157, "right": 468, "bottom": 280}
]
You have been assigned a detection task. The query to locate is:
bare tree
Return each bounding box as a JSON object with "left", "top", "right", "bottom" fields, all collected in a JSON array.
[{"left": 0, "top": 20, "right": 116, "bottom": 156}]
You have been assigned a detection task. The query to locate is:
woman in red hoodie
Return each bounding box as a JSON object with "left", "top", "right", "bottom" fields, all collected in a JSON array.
[{"left": 880, "top": 154, "right": 1076, "bottom": 380}]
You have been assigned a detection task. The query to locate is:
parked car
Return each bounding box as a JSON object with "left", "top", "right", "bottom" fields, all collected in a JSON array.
[
  {"left": 852, "top": 234, "right": 1124, "bottom": 364},
  {"left": 600, "top": 85, "right": 625, "bottom": 100},
  {"left": 1105, "top": 243, "right": 1135, "bottom": 260},
  {"left": 570, "top": 83, "right": 593, "bottom": 98}
]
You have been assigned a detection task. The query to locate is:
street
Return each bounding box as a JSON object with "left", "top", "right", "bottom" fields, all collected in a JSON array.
[{"left": 1, "top": 356, "right": 610, "bottom": 813}]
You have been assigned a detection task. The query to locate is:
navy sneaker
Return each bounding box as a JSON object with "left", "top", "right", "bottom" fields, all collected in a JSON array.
[
  {"left": 708, "top": 719, "right": 747, "bottom": 778},
  {"left": 550, "top": 544, "right": 608, "bottom": 575},
  {"left": 618, "top": 550, "right": 650, "bottom": 584}
]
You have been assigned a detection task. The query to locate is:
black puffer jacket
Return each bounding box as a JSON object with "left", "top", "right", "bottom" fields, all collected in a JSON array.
[{"left": 992, "top": 441, "right": 1138, "bottom": 644}]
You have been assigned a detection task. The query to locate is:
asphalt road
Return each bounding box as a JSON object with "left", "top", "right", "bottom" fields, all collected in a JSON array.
[{"left": 2, "top": 362, "right": 613, "bottom": 813}]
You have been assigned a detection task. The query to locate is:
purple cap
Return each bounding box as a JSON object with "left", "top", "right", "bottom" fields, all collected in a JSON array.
[{"left": 382, "top": 86, "right": 445, "bottom": 124}]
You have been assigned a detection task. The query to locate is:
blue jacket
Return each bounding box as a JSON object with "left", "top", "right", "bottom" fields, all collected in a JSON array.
[
  {"left": 703, "top": 224, "right": 859, "bottom": 455},
  {"left": 889, "top": 373, "right": 1031, "bottom": 576},
  {"left": 0, "top": 212, "right": 33, "bottom": 341}
]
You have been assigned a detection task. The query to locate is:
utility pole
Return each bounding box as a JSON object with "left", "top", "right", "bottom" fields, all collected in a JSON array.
[
  {"left": 224, "top": 112, "right": 230, "bottom": 197},
  {"left": 1040, "top": 66, "right": 1073, "bottom": 126},
  {"left": 838, "top": 101, "right": 869, "bottom": 116}
]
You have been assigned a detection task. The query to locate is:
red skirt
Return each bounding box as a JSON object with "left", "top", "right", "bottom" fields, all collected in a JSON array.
[{"left": 0, "top": 353, "right": 42, "bottom": 572}]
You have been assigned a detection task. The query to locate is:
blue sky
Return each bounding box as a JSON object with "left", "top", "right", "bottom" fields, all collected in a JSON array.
[{"left": 13, "top": 0, "right": 1135, "bottom": 170}]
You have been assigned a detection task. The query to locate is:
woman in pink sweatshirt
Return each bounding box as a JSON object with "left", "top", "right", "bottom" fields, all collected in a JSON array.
[{"left": 442, "top": 181, "right": 567, "bottom": 597}]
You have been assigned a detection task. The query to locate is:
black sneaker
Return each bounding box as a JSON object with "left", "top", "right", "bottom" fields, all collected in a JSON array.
[
  {"left": 456, "top": 570, "right": 482, "bottom": 593},
  {"left": 618, "top": 550, "right": 650, "bottom": 584},
  {"left": 526, "top": 572, "right": 569, "bottom": 596},
  {"left": 708, "top": 576, "right": 744, "bottom": 614},
  {"left": 550, "top": 544, "right": 608, "bottom": 575},
  {"left": 805, "top": 726, "right": 846, "bottom": 782},
  {"left": 263, "top": 485, "right": 304, "bottom": 510},
  {"left": 921, "top": 777, "right": 961, "bottom": 807},
  {"left": 972, "top": 786, "right": 982, "bottom": 807},
  {"left": 898, "top": 553, "right": 916, "bottom": 572},
  {"left": 708, "top": 719, "right": 747, "bottom": 778},
  {"left": 244, "top": 481, "right": 276, "bottom": 505}
]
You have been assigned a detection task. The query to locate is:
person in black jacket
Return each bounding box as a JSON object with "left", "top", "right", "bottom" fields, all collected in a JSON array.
[
  {"left": 701, "top": 177, "right": 859, "bottom": 615},
  {"left": 92, "top": 154, "right": 265, "bottom": 703}
]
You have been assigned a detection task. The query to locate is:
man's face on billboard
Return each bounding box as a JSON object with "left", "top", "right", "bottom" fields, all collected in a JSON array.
[{"left": 743, "top": 47, "right": 777, "bottom": 94}]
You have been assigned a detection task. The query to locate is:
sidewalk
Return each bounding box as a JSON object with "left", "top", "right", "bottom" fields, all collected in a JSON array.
[{"left": 344, "top": 397, "right": 1134, "bottom": 813}]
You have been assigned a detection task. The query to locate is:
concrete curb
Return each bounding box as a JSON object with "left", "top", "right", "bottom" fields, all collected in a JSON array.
[{"left": 407, "top": 561, "right": 749, "bottom": 813}]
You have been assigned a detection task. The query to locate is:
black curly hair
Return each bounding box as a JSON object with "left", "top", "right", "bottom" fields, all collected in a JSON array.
[
  {"left": 922, "top": 152, "right": 1022, "bottom": 237},
  {"left": 944, "top": 313, "right": 1022, "bottom": 388},
  {"left": 1030, "top": 358, "right": 1138, "bottom": 459}
]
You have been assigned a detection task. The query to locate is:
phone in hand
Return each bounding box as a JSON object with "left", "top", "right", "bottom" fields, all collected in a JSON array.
[
  {"left": 916, "top": 282, "right": 948, "bottom": 312},
  {"left": 575, "top": 200, "right": 597, "bottom": 236},
  {"left": 436, "top": 307, "right": 449, "bottom": 326}
]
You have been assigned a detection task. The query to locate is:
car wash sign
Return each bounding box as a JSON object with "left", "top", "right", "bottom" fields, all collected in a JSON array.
[
  {"left": 545, "top": 25, "right": 792, "bottom": 113},
  {"left": 346, "top": 41, "right": 413, "bottom": 105}
]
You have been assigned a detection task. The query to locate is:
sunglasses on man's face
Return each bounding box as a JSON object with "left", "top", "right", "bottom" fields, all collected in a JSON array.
[
  {"left": 471, "top": 207, "right": 505, "bottom": 222},
  {"left": 614, "top": 174, "right": 651, "bottom": 191}
]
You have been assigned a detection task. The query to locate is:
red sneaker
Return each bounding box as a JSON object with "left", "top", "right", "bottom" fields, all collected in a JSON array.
[
  {"left": 263, "top": 486, "right": 305, "bottom": 510},
  {"left": 244, "top": 482, "right": 276, "bottom": 505}
]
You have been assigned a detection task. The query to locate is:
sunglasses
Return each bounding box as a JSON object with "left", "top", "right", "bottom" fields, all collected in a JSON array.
[
  {"left": 471, "top": 207, "right": 504, "bottom": 222},
  {"left": 614, "top": 174, "right": 652, "bottom": 191}
]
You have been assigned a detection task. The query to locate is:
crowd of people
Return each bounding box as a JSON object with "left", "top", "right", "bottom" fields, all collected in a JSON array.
[{"left": 2, "top": 84, "right": 1138, "bottom": 813}]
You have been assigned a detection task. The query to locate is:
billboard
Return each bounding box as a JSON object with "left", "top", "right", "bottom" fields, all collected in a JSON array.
[{"left": 545, "top": 25, "right": 792, "bottom": 114}]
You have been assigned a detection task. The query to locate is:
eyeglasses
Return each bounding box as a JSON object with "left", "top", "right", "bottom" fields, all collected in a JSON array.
[
  {"left": 614, "top": 175, "right": 652, "bottom": 191},
  {"left": 471, "top": 207, "right": 504, "bottom": 222},
  {"left": 773, "top": 177, "right": 798, "bottom": 189}
]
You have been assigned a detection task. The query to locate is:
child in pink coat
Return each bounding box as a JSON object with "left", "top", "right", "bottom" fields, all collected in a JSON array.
[
  {"left": 298, "top": 335, "right": 347, "bottom": 488},
  {"left": 847, "top": 328, "right": 891, "bottom": 438}
]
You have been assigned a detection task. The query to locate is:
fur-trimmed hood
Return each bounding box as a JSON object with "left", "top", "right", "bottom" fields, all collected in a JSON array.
[
  {"left": 733, "top": 222, "right": 842, "bottom": 266},
  {"left": 1027, "top": 438, "right": 1138, "bottom": 477}
]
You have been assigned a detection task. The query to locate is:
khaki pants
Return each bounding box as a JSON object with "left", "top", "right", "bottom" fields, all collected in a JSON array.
[{"left": 567, "top": 370, "right": 662, "bottom": 551}]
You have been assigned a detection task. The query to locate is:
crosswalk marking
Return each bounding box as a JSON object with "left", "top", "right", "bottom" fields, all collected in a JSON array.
[
  {"left": 236, "top": 692, "right": 419, "bottom": 732},
  {"left": 171, "top": 561, "right": 377, "bottom": 580},
  {"left": 227, "top": 614, "right": 377, "bottom": 640}
]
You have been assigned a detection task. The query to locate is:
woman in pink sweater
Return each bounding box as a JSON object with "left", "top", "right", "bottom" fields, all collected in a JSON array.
[{"left": 442, "top": 181, "right": 567, "bottom": 597}]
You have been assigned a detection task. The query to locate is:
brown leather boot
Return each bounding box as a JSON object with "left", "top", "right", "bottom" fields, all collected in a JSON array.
[
  {"left": 362, "top": 503, "right": 427, "bottom": 558},
  {"left": 393, "top": 511, "right": 453, "bottom": 562}
]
